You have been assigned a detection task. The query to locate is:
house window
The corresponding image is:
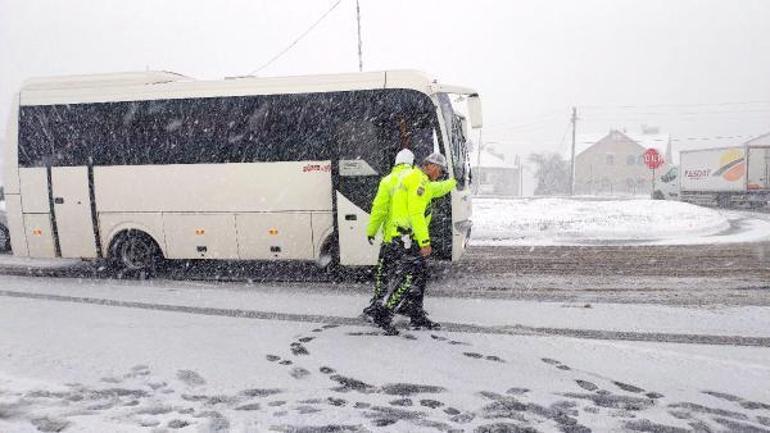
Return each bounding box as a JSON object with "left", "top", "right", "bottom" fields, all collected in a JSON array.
[
  {"left": 637, "top": 155, "right": 645, "bottom": 165},
  {"left": 606, "top": 154, "right": 615, "bottom": 165},
  {"left": 626, "top": 155, "right": 636, "bottom": 166}
]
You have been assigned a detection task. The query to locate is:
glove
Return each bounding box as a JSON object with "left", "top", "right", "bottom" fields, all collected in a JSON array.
[{"left": 367, "top": 236, "right": 375, "bottom": 245}]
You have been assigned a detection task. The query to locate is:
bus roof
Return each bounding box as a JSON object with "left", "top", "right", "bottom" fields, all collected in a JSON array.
[{"left": 19, "top": 70, "right": 476, "bottom": 106}]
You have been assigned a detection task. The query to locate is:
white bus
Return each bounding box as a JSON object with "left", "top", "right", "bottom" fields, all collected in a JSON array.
[{"left": 2, "top": 70, "right": 481, "bottom": 275}]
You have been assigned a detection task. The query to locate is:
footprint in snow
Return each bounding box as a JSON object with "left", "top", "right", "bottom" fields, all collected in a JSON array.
[
  {"left": 463, "top": 352, "right": 506, "bottom": 363},
  {"left": 613, "top": 381, "right": 645, "bottom": 393},
  {"left": 576, "top": 380, "right": 599, "bottom": 392},
  {"left": 327, "top": 397, "right": 347, "bottom": 407},
  {"left": 289, "top": 367, "right": 311, "bottom": 380},
  {"left": 176, "top": 370, "right": 206, "bottom": 387},
  {"left": 290, "top": 342, "right": 310, "bottom": 356},
  {"left": 234, "top": 403, "right": 261, "bottom": 411},
  {"left": 420, "top": 399, "right": 444, "bottom": 409},
  {"left": 541, "top": 357, "right": 572, "bottom": 370}
]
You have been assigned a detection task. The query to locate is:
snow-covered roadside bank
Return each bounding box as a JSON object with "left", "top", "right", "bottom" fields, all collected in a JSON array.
[
  {"left": 471, "top": 197, "right": 770, "bottom": 246},
  {"left": 1, "top": 296, "right": 769, "bottom": 433}
]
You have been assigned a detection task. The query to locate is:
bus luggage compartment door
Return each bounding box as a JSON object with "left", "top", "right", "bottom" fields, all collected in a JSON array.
[
  {"left": 51, "top": 166, "right": 98, "bottom": 258},
  {"left": 18, "top": 167, "right": 56, "bottom": 257}
]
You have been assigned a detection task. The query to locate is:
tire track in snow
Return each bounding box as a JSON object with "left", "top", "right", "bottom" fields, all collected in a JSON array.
[{"left": 2, "top": 289, "right": 769, "bottom": 348}]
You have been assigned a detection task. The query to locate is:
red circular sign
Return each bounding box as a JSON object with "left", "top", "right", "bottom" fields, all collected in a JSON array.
[{"left": 643, "top": 148, "right": 664, "bottom": 170}]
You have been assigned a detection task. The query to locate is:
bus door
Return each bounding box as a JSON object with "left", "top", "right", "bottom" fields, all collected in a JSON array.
[
  {"left": 335, "top": 153, "right": 381, "bottom": 266},
  {"left": 50, "top": 166, "right": 98, "bottom": 258}
]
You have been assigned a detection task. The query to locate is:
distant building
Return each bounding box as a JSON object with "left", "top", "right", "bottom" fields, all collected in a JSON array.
[
  {"left": 572, "top": 129, "right": 672, "bottom": 195},
  {"left": 471, "top": 147, "right": 521, "bottom": 196}
]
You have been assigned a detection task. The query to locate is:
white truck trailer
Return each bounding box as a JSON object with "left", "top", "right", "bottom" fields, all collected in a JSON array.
[{"left": 679, "top": 145, "right": 770, "bottom": 208}]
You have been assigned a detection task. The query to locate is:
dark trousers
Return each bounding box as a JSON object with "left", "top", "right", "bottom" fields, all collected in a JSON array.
[
  {"left": 369, "top": 241, "right": 400, "bottom": 305},
  {"left": 383, "top": 239, "right": 428, "bottom": 317}
]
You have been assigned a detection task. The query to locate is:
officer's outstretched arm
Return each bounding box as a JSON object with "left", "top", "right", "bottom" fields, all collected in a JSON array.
[
  {"left": 407, "top": 179, "right": 432, "bottom": 247},
  {"left": 366, "top": 179, "right": 390, "bottom": 238},
  {"left": 428, "top": 178, "right": 457, "bottom": 199}
]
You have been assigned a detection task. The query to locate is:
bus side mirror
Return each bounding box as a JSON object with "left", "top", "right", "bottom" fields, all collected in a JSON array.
[{"left": 468, "top": 94, "right": 483, "bottom": 129}]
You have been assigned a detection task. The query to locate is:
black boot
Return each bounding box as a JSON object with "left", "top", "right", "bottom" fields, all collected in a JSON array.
[
  {"left": 371, "top": 306, "right": 399, "bottom": 336},
  {"left": 361, "top": 303, "right": 379, "bottom": 322},
  {"left": 409, "top": 310, "right": 440, "bottom": 330}
]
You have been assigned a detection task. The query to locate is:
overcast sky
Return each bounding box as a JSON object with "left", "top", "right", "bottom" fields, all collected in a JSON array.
[{"left": 1, "top": 0, "right": 769, "bottom": 162}]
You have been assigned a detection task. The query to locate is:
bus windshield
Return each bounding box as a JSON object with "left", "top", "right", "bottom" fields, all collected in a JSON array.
[{"left": 437, "top": 93, "right": 470, "bottom": 189}]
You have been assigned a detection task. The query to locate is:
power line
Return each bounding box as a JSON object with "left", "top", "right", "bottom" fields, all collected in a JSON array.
[
  {"left": 571, "top": 134, "right": 759, "bottom": 143},
  {"left": 248, "top": 0, "right": 344, "bottom": 75},
  {"left": 580, "top": 108, "right": 770, "bottom": 117},
  {"left": 580, "top": 100, "right": 770, "bottom": 110},
  {"left": 580, "top": 115, "right": 770, "bottom": 123}
]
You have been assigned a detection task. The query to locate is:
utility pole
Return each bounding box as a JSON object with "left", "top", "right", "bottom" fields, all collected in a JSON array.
[
  {"left": 356, "top": 0, "right": 363, "bottom": 72},
  {"left": 515, "top": 154, "right": 523, "bottom": 197},
  {"left": 569, "top": 106, "right": 578, "bottom": 196}
]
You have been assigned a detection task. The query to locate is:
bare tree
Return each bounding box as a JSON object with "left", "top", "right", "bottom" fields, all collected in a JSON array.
[{"left": 528, "top": 152, "right": 570, "bottom": 196}]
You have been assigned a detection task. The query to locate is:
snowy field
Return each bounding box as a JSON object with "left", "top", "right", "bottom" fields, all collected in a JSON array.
[
  {"left": 0, "top": 276, "right": 769, "bottom": 433},
  {"left": 471, "top": 197, "right": 770, "bottom": 246}
]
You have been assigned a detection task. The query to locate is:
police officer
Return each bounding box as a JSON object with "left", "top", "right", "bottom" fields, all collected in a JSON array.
[
  {"left": 362, "top": 148, "right": 415, "bottom": 320},
  {"left": 372, "top": 153, "right": 455, "bottom": 334},
  {"left": 362, "top": 149, "right": 456, "bottom": 320}
]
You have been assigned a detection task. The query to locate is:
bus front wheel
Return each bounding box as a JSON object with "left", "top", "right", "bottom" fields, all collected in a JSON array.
[{"left": 109, "top": 230, "right": 162, "bottom": 279}]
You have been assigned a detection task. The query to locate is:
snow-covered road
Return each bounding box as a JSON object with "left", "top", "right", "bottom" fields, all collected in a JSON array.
[{"left": 1, "top": 276, "right": 769, "bottom": 432}]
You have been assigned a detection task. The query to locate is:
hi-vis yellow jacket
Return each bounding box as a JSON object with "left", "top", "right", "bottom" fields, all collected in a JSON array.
[
  {"left": 366, "top": 166, "right": 457, "bottom": 244},
  {"left": 384, "top": 168, "right": 456, "bottom": 247},
  {"left": 366, "top": 164, "right": 412, "bottom": 238}
]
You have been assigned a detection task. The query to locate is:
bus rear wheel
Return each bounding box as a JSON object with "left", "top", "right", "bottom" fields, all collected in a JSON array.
[
  {"left": 0, "top": 224, "right": 10, "bottom": 253},
  {"left": 109, "top": 230, "right": 162, "bottom": 279}
]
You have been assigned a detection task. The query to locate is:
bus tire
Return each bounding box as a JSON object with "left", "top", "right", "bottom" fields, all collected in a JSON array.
[
  {"left": 108, "top": 230, "right": 163, "bottom": 279},
  {"left": 0, "top": 224, "right": 10, "bottom": 253},
  {"left": 317, "top": 236, "right": 344, "bottom": 280}
]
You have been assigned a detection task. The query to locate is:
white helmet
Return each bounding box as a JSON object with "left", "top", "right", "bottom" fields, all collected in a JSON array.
[
  {"left": 394, "top": 149, "right": 415, "bottom": 166},
  {"left": 423, "top": 152, "right": 448, "bottom": 169}
]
